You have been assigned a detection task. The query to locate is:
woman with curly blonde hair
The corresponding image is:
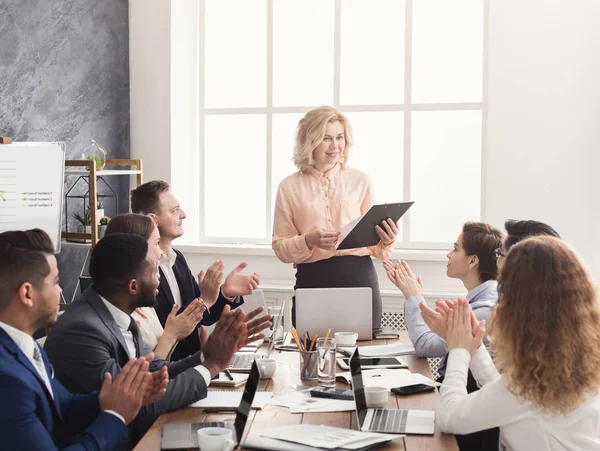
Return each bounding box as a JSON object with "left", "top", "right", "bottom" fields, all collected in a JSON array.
[
  {"left": 272, "top": 106, "right": 399, "bottom": 333},
  {"left": 437, "top": 236, "right": 600, "bottom": 450}
]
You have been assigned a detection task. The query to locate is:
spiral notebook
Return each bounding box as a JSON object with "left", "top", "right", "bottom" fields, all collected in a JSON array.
[{"left": 211, "top": 372, "right": 249, "bottom": 388}]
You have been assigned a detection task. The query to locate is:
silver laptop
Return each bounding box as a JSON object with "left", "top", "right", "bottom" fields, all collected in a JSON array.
[
  {"left": 350, "top": 349, "right": 435, "bottom": 435},
  {"left": 295, "top": 287, "right": 372, "bottom": 340},
  {"left": 161, "top": 360, "right": 260, "bottom": 449}
]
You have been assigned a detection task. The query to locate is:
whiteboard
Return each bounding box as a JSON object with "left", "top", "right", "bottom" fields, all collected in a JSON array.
[{"left": 0, "top": 142, "right": 65, "bottom": 253}]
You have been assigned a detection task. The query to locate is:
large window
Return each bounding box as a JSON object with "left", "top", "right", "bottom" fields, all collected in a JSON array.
[{"left": 200, "top": 0, "right": 486, "bottom": 248}]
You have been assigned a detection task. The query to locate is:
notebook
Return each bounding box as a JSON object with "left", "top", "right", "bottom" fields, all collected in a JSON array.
[
  {"left": 211, "top": 372, "right": 249, "bottom": 388},
  {"left": 190, "top": 390, "right": 273, "bottom": 409}
]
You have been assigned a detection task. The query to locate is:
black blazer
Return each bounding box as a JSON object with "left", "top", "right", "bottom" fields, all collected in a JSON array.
[
  {"left": 45, "top": 287, "right": 208, "bottom": 446},
  {"left": 155, "top": 249, "right": 244, "bottom": 361}
]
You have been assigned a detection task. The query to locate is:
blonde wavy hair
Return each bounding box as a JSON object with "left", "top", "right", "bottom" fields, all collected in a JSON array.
[
  {"left": 489, "top": 236, "right": 600, "bottom": 415},
  {"left": 293, "top": 106, "right": 354, "bottom": 172}
]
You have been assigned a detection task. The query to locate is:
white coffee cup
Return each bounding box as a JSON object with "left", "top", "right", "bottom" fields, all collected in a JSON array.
[
  {"left": 256, "top": 358, "right": 277, "bottom": 379},
  {"left": 197, "top": 427, "right": 235, "bottom": 451},
  {"left": 334, "top": 331, "right": 358, "bottom": 347},
  {"left": 364, "top": 386, "right": 389, "bottom": 408}
]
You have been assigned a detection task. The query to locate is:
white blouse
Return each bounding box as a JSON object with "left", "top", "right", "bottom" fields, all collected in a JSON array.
[
  {"left": 437, "top": 346, "right": 600, "bottom": 450},
  {"left": 131, "top": 307, "right": 164, "bottom": 351}
]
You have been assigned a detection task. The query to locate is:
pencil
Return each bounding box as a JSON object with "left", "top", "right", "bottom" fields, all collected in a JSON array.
[
  {"left": 324, "top": 328, "right": 331, "bottom": 344},
  {"left": 290, "top": 328, "right": 303, "bottom": 350},
  {"left": 308, "top": 333, "right": 318, "bottom": 352}
]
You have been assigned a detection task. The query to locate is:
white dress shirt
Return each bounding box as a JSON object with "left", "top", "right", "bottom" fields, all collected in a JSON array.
[
  {"left": 437, "top": 345, "right": 600, "bottom": 450},
  {"left": 159, "top": 248, "right": 239, "bottom": 308},
  {"left": 99, "top": 296, "right": 212, "bottom": 386}
]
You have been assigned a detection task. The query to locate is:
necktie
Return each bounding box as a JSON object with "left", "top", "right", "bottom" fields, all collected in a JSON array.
[
  {"left": 128, "top": 317, "right": 141, "bottom": 358},
  {"left": 33, "top": 343, "right": 54, "bottom": 397}
]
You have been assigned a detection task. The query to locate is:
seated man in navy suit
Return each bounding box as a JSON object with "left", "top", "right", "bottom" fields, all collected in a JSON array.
[
  {"left": 131, "top": 180, "right": 261, "bottom": 360},
  {"left": 0, "top": 229, "right": 167, "bottom": 450}
]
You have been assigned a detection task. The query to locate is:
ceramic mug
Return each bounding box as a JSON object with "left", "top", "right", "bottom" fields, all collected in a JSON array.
[
  {"left": 256, "top": 358, "right": 277, "bottom": 379},
  {"left": 197, "top": 427, "right": 235, "bottom": 451}
]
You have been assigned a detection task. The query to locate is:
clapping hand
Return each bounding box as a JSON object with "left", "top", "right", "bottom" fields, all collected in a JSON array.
[
  {"left": 164, "top": 299, "right": 206, "bottom": 341},
  {"left": 222, "top": 262, "right": 260, "bottom": 298},
  {"left": 98, "top": 355, "right": 152, "bottom": 425},
  {"left": 446, "top": 298, "right": 485, "bottom": 354},
  {"left": 198, "top": 261, "right": 225, "bottom": 307},
  {"left": 383, "top": 259, "right": 423, "bottom": 299},
  {"left": 420, "top": 302, "right": 449, "bottom": 339}
]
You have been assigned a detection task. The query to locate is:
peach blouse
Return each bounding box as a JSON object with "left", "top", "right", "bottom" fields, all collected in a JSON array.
[{"left": 272, "top": 164, "right": 393, "bottom": 265}]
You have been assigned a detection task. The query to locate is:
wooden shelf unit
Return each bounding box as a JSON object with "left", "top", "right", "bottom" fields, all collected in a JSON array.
[{"left": 61, "top": 159, "right": 143, "bottom": 246}]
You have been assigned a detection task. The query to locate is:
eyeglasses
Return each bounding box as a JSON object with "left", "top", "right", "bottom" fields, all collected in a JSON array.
[{"left": 494, "top": 248, "right": 506, "bottom": 259}]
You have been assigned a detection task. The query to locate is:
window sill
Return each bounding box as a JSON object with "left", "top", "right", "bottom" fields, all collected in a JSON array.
[{"left": 175, "top": 243, "right": 449, "bottom": 262}]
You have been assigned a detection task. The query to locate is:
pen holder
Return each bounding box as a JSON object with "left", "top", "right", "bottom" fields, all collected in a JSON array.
[{"left": 299, "top": 350, "right": 318, "bottom": 380}]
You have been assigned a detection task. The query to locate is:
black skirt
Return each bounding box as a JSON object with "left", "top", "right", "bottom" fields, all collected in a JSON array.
[{"left": 293, "top": 255, "right": 382, "bottom": 333}]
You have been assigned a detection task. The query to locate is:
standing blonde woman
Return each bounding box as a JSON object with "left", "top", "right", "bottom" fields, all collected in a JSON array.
[
  {"left": 438, "top": 236, "right": 600, "bottom": 450},
  {"left": 272, "top": 106, "right": 398, "bottom": 333}
]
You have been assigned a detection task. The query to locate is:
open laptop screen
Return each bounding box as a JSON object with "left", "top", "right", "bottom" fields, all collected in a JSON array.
[
  {"left": 234, "top": 360, "right": 260, "bottom": 442},
  {"left": 350, "top": 348, "right": 368, "bottom": 427}
]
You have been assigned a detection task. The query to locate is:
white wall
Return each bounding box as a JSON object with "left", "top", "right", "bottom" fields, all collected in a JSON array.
[{"left": 486, "top": 0, "right": 600, "bottom": 278}]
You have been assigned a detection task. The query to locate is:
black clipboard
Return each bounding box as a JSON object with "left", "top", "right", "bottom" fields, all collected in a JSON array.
[{"left": 337, "top": 201, "right": 414, "bottom": 250}]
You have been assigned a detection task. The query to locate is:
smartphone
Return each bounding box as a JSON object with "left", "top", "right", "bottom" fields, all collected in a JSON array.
[
  {"left": 391, "top": 384, "right": 435, "bottom": 396},
  {"left": 337, "top": 357, "right": 408, "bottom": 370},
  {"left": 310, "top": 386, "right": 354, "bottom": 400}
]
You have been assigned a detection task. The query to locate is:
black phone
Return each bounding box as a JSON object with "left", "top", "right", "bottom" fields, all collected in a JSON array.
[
  {"left": 391, "top": 384, "right": 435, "bottom": 396},
  {"left": 310, "top": 386, "right": 354, "bottom": 400}
]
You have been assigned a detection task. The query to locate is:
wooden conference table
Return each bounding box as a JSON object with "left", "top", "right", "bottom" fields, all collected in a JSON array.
[{"left": 135, "top": 333, "right": 458, "bottom": 451}]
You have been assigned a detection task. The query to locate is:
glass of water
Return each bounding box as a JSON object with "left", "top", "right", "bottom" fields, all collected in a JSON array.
[
  {"left": 317, "top": 337, "right": 336, "bottom": 386},
  {"left": 267, "top": 305, "right": 284, "bottom": 345}
]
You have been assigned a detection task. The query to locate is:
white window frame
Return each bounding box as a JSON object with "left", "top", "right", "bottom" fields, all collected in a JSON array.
[{"left": 197, "top": 0, "right": 489, "bottom": 250}]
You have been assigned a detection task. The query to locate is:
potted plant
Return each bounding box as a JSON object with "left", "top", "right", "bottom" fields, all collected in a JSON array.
[
  {"left": 96, "top": 200, "right": 104, "bottom": 222},
  {"left": 98, "top": 216, "right": 110, "bottom": 239},
  {"left": 72, "top": 210, "right": 92, "bottom": 243}
]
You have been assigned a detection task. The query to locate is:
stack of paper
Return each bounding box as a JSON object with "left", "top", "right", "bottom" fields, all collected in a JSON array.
[
  {"left": 190, "top": 391, "right": 273, "bottom": 409},
  {"left": 358, "top": 342, "right": 415, "bottom": 357},
  {"left": 336, "top": 368, "right": 439, "bottom": 389},
  {"left": 268, "top": 391, "right": 355, "bottom": 414},
  {"left": 258, "top": 425, "right": 397, "bottom": 450}
]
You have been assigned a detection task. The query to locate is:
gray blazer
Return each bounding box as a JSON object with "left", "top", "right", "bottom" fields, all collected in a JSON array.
[{"left": 45, "top": 286, "right": 208, "bottom": 444}]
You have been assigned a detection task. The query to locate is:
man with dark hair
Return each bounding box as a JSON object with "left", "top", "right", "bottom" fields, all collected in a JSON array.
[
  {"left": 0, "top": 229, "right": 159, "bottom": 450},
  {"left": 131, "top": 180, "right": 261, "bottom": 360},
  {"left": 45, "top": 233, "right": 270, "bottom": 447},
  {"left": 497, "top": 219, "right": 560, "bottom": 270},
  {"left": 384, "top": 221, "right": 504, "bottom": 359}
]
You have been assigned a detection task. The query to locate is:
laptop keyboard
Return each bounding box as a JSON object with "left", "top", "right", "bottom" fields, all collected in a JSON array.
[
  {"left": 230, "top": 353, "right": 255, "bottom": 369},
  {"left": 369, "top": 408, "right": 409, "bottom": 433}
]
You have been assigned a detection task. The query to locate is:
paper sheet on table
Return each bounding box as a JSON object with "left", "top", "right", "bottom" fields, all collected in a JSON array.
[
  {"left": 268, "top": 391, "right": 355, "bottom": 413},
  {"left": 358, "top": 342, "right": 415, "bottom": 357},
  {"left": 336, "top": 368, "right": 439, "bottom": 389},
  {"left": 190, "top": 391, "right": 273, "bottom": 409},
  {"left": 262, "top": 425, "right": 397, "bottom": 450},
  {"left": 339, "top": 214, "right": 364, "bottom": 239}
]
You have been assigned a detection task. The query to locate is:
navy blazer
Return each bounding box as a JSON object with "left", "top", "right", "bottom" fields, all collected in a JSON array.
[
  {"left": 0, "top": 328, "right": 127, "bottom": 450},
  {"left": 155, "top": 249, "right": 244, "bottom": 361}
]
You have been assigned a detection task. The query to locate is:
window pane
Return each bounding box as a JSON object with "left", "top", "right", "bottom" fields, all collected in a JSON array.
[
  {"left": 412, "top": 0, "right": 483, "bottom": 103},
  {"left": 204, "top": 115, "right": 266, "bottom": 238},
  {"left": 271, "top": 113, "right": 304, "bottom": 215},
  {"left": 273, "top": 0, "right": 334, "bottom": 106},
  {"left": 410, "top": 111, "right": 481, "bottom": 243},
  {"left": 340, "top": 0, "right": 405, "bottom": 105},
  {"left": 205, "top": 0, "right": 266, "bottom": 108},
  {"left": 345, "top": 112, "right": 404, "bottom": 206}
]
